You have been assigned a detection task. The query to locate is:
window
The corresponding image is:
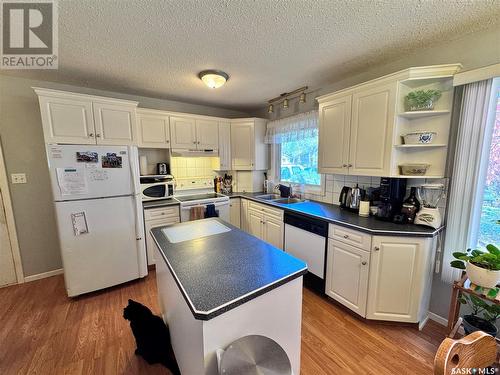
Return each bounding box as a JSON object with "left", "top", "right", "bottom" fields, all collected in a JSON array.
[
  {"left": 477, "top": 89, "right": 500, "bottom": 248},
  {"left": 280, "top": 128, "right": 321, "bottom": 186}
]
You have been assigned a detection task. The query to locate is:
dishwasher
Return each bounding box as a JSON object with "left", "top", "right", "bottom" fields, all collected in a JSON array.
[{"left": 284, "top": 211, "right": 328, "bottom": 292}]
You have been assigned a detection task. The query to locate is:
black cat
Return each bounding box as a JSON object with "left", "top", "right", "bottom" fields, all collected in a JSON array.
[{"left": 123, "top": 299, "right": 180, "bottom": 374}]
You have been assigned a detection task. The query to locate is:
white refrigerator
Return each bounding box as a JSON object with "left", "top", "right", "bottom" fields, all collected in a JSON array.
[{"left": 46, "top": 144, "right": 147, "bottom": 297}]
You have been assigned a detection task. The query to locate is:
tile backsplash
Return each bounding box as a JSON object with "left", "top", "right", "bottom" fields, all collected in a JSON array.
[{"left": 170, "top": 157, "right": 219, "bottom": 178}]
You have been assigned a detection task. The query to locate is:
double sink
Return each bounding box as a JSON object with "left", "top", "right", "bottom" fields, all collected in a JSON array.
[{"left": 255, "top": 194, "right": 305, "bottom": 205}]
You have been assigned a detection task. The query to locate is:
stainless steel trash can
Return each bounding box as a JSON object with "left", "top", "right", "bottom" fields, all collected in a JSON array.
[{"left": 219, "top": 335, "right": 292, "bottom": 375}]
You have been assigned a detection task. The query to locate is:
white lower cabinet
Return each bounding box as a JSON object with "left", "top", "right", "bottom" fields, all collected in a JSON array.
[
  {"left": 326, "top": 224, "right": 435, "bottom": 324},
  {"left": 229, "top": 198, "right": 241, "bottom": 228},
  {"left": 241, "top": 199, "right": 284, "bottom": 249},
  {"left": 144, "top": 206, "right": 180, "bottom": 265},
  {"left": 366, "top": 236, "right": 433, "bottom": 323},
  {"left": 325, "top": 239, "right": 370, "bottom": 317}
]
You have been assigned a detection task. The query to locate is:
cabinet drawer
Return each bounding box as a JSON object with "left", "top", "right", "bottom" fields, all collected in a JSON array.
[
  {"left": 144, "top": 206, "right": 180, "bottom": 221},
  {"left": 248, "top": 200, "right": 283, "bottom": 220},
  {"left": 329, "top": 224, "right": 371, "bottom": 251}
]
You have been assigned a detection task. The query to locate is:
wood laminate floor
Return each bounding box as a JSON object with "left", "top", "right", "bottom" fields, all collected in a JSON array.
[{"left": 0, "top": 271, "right": 446, "bottom": 374}]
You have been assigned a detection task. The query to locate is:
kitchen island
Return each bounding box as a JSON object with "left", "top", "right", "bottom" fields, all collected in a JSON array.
[{"left": 151, "top": 218, "right": 307, "bottom": 375}]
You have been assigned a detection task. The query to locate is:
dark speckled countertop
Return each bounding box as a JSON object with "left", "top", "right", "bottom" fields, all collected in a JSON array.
[
  {"left": 151, "top": 218, "right": 307, "bottom": 320},
  {"left": 143, "top": 192, "right": 442, "bottom": 237},
  {"left": 226, "top": 192, "right": 443, "bottom": 237}
]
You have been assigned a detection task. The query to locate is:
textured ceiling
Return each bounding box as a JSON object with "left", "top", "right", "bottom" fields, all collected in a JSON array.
[{"left": 4, "top": 0, "right": 500, "bottom": 111}]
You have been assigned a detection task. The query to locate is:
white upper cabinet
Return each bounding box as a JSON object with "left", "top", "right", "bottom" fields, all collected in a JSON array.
[
  {"left": 36, "top": 92, "right": 97, "bottom": 145},
  {"left": 93, "top": 101, "right": 137, "bottom": 145},
  {"left": 195, "top": 119, "right": 218, "bottom": 150},
  {"left": 170, "top": 116, "right": 197, "bottom": 149},
  {"left": 348, "top": 82, "right": 396, "bottom": 176},
  {"left": 231, "top": 119, "right": 268, "bottom": 170},
  {"left": 318, "top": 95, "right": 352, "bottom": 174},
  {"left": 34, "top": 88, "right": 138, "bottom": 146},
  {"left": 316, "top": 64, "right": 461, "bottom": 178},
  {"left": 218, "top": 121, "right": 231, "bottom": 170},
  {"left": 137, "top": 109, "right": 170, "bottom": 148}
]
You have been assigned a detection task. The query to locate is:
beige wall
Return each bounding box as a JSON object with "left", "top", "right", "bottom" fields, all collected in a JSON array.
[{"left": 0, "top": 75, "right": 249, "bottom": 277}]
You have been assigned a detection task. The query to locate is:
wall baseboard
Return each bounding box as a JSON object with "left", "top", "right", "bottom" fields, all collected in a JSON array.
[
  {"left": 24, "top": 268, "right": 63, "bottom": 283},
  {"left": 428, "top": 312, "right": 448, "bottom": 327}
]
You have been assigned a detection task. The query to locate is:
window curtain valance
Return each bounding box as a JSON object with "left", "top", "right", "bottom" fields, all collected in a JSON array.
[{"left": 265, "top": 110, "right": 318, "bottom": 144}]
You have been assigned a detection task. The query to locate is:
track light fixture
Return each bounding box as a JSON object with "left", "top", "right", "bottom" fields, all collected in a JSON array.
[{"left": 266, "top": 86, "right": 308, "bottom": 112}]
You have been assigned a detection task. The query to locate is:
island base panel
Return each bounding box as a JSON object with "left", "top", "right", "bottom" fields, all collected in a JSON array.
[{"left": 156, "top": 245, "right": 303, "bottom": 374}]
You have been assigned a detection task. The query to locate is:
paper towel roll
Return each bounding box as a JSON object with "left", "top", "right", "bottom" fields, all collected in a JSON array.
[{"left": 139, "top": 155, "right": 148, "bottom": 175}]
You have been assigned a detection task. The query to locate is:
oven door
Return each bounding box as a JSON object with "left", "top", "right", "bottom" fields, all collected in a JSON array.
[
  {"left": 180, "top": 201, "right": 230, "bottom": 222},
  {"left": 141, "top": 183, "right": 168, "bottom": 201}
]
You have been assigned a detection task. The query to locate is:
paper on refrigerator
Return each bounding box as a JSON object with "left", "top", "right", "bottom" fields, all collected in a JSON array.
[{"left": 56, "top": 167, "right": 88, "bottom": 195}]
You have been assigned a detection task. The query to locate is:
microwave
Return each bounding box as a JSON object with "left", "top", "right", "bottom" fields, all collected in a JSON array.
[{"left": 140, "top": 175, "right": 175, "bottom": 201}]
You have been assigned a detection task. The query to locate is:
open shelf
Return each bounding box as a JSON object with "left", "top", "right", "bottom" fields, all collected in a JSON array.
[
  {"left": 394, "top": 144, "right": 447, "bottom": 149},
  {"left": 398, "top": 110, "right": 450, "bottom": 119}
]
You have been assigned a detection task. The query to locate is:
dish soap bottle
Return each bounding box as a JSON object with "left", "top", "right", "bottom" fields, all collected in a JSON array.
[{"left": 401, "top": 187, "right": 420, "bottom": 224}]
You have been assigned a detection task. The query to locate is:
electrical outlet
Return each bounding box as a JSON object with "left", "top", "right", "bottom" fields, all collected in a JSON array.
[{"left": 11, "top": 173, "right": 27, "bottom": 184}]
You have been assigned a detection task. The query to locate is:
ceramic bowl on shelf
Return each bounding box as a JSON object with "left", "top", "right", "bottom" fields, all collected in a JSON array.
[
  {"left": 399, "top": 163, "right": 430, "bottom": 176},
  {"left": 402, "top": 131, "right": 436, "bottom": 144}
]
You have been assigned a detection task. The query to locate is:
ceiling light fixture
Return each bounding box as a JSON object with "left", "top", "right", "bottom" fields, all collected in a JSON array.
[
  {"left": 198, "top": 70, "right": 229, "bottom": 89},
  {"left": 267, "top": 86, "right": 308, "bottom": 112}
]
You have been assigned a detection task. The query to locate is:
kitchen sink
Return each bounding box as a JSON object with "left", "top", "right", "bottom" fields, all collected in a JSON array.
[
  {"left": 271, "top": 197, "right": 305, "bottom": 204},
  {"left": 255, "top": 194, "right": 282, "bottom": 200}
]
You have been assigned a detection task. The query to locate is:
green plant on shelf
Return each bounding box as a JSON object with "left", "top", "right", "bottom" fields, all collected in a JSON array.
[
  {"left": 404, "top": 89, "right": 442, "bottom": 111},
  {"left": 458, "top": 293, "right": 500, "bottom": 323},
  {"left": 451, "top": 244, "right": 500, "bottom": 272}
]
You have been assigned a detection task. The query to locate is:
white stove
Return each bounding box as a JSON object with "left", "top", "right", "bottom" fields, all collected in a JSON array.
[{"left": 174, "top": 178, "right": 230, "bottom": 222}]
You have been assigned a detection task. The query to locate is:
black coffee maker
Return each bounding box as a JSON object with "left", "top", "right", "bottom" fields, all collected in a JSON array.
[{"left": 375, "top": 178, "right": 407, "bottom": 221}]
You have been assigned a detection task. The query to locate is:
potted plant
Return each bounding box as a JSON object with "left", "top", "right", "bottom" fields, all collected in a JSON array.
[
  {"left": 404, "top": 89, "right": 441, "bottom": 111},
  {"left": 451, "top": 244, "right": 500, "bottom": 288},
  {"left": 458, "top": 293, "right": 499, "bottom": 336}
]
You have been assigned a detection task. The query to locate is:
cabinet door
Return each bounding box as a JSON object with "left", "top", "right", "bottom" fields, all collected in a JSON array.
[
  {"left": 218, "top": 122, "right": 231, "bottom": 170},
  {"left": 38, "top": 96, "right": 96, "bottom": 144},
  {"left": 325, "top": 239, "right": 369, "bottom": 317},
  {"left": 170, "top": 116, "right": 197, "bottom": 149},
  {"left": 318, "top": 95, "right": 351, "bottom": 174},
  {"left": 240, "top": 199, "right": 249, "bottom": 232},
  {"left": 229, "top": 198, "right": 241, "bottom": 228},
  {"left": 366, "top": 236, "right": 426, "bottom": 322},
  {"left": 93, "top": 102, "right": 137, "bottom": 145},
  {"left": 231, "top": 122, "right": 255, "bottom": 170},
  {"left": 196, "top": 119, "right": 219, "bottom": 150},
  {"left": 137, "top": 113, "right": 170, "bottom": 148},
  {"left": 145, "top": 217, "right": 179, "bottom": 265},
  {"left": 349, "top": 83, "right": 396, "bottom": 176},
  {"left": 247, "top": 208, "right": 263, "bottom": 240},
  {"left": 263, "top": 216, "right": 283, "bottom": 250}
]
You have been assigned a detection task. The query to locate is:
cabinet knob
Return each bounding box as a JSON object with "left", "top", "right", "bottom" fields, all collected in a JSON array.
[
  {"left": 96, "top": 134, "right": 101, "bottom": 138},
  {"left": 166, "top": 140, "right": 170, "bottom": 143},
  {"left": 89, "top": 133, "right": 94, "bottom": 137},
  {"left": 361, "top": 261, "right": 367, "bottom": 265},
  {"left": 348, "top": 164, "right": 352, "bottom": 167},
  {"left": 343, "top": 234, "right": 349, "bottom": 239},
  {"left": 197, "top": 141, "right": 200, "bottom": 144},
  {"left": 374, "top": 246, "right": 380, "bottom": 251},
  {"left": 342, "top": 164, "right": 347, "bottom": 168}
]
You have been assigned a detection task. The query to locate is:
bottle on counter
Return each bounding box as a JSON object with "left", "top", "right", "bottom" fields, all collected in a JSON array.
[{"left": 401, "top": 187, "right": 420, "bottom": 224}]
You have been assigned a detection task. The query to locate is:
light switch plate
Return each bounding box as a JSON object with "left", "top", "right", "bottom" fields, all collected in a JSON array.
[{"left": 11, "top": 173, "right": 27, "bottom": 184}]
